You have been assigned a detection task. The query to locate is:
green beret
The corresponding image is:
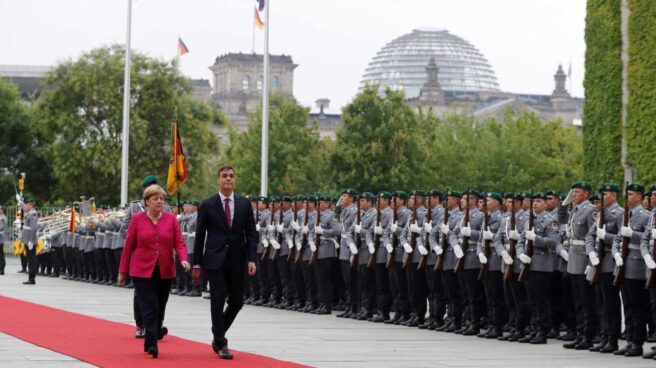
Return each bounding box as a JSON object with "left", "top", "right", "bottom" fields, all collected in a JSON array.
[
  {"left": 486, "top": 192, "right": 503, "bottom": 203},
  {"left": 23, "top": 197, "right": 35, "bottom": 204},
  {"left": 532, "top": 192, "right": 547, "bottom": 200},
  {"left": 281, "top": 195, "right": 293, "bottom": 202},
  {"left": 360, "top": 192, "right": 376, "bottom": 199},
  {"left": 544, "top": 189, "right": 559, "bottom": 197},
  {"left": 512, "top": 193, "right": 524, "bottom": 201},
  {"left": 394, "top": 191, "right": 409, "bottom": 200},
  {"left": 589, "top": 193, "right": 600, "bottom": 201},
  {"left": 258, "top": 196, "right": 269, "bottom": 203},
  {"left": 141, "top": 175, "right": 158, "bottom": 188},
  {"left": 378, "top": 191, "right": 393, "bottom": 199},
  {"left": 191, "top": 200, "right": 200, "bottom": 206},
  {"left": 571, "top": 181, "right": 592, "bottom": 191},
  {"left": 599, "top": 183, "right": 621, "bottom": 193},
  {"left": 317, "top": 195, "right": 330, "bottom": 202},
  {"left": 627, "top": 183, "right": 645, "bottom": 194},
  {"left": 268, "top": 194, "right": 279, "bottom": 202},
  {"left": 463, "top": 189, "right": 480, "bottom": 198},
  {"left": 428, "top": 189, "right": 443, "bottom": 198},
  {"left": 409, "top": 189, "right": 426, "bottom": 197},
  {"left": 342, "top": 188, "right": 359, "bottom": 196},
  {"left": 446, "top": 190, "right": 462, "bottom": 198},
  {"left": 294, "top": 194, "right": 307, "bottom": 201},
  {"left": 648, "top": 184, "right": 656, "bottom": 194}
]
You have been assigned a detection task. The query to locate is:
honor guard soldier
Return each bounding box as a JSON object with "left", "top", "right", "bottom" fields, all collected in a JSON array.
[
  {"left": 298, "top": 195, "right": 319, "bottom": 312},
  {"left": 401, "top": 190, "right": 428, "bottom": 327},
  {"left": 338, "top": 188, "right": 359, "bottom": 318},
  {"left": 385, "top": 191, "right": 411, "bottom": 325},
  {"left": 354, "top": 191, "right": 377, "bottom": 320},
  {"left": 425, "top": 189, "right": 447, "bottom": 329},
  {"left": 254, "top": 196, "right": 271, "bottom": 306},
  {"left": 0, "top": 207, "right": 7, "bottom": 275},
  {"left": 289, "top": 195, "right": 307, "bottom": 310},
  {"left": 310, "top": 194, "right": 341, "bottom": 314},
  {"left": 21, "top": 197, "right": 39, "bottom": 284},
  {"left": 640, "top": 184, "right": 656, "bottom": 359},
  {"left": 264, "top": 196, "right": 283, "bottom": 307},
  {"left": 370, "top": 191, "right": 394, "bottom": 323}
]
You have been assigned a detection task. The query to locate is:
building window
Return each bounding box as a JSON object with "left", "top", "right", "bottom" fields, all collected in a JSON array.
[
  {"left": 257, "top": 75, "right": 263, "bottom": 91},
  {"left": 272, "top": 76, "right": 280, "bottom": 90},
  {"left": 242, "top": 75, "right": 251, "bottom": 91}
]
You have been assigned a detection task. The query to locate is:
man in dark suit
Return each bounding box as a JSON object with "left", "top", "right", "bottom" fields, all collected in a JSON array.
[{"left": 193, "top": 165, "right": 257, "bottom": 360}]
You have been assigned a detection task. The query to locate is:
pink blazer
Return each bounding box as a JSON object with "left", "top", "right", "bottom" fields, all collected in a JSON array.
[{"left": 119, "top": 211, "right": 188, "bottom": 279}]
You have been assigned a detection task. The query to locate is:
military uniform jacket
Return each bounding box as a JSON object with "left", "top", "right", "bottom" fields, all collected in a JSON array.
[
  {"left": 267, "top": 210, "right": 282, "bottom": 258},
  {"left": 300, "top": 210, "right": 315, "bottom": 261},
  {"left": 389, "top": 207, "right": 411, "bottom": 263},
  {"left": 441, "top": 208, "right": 463, "bottom": 271},
  {"left": 93, "top": 219, "right": 105, "bottom": 249},
  {"left": 357, "top": 207, "right": 377, "bottom": 265},
  {"left": 257, "top": 209, "right": 270, "bottom": 254},
  {"left": 20, "top": 208, "right": 39, "bottom": 246},
  {"left": 340, "top": 204, "right": 357, "bottom": 261},
  {"left": 517, "top": 210, "right": 561, "bottom": 273},
  {"left": 185, "top": 212, "right": 197, "bottom": 255},
  {"left": 612, "top": 205, "right": 650, "bottom": 280},
  {"left": 292, "top": 208, "right": 306, "bottom": 254},
  {"left": 0, "top": 214, "right": 8, "bottom": 244},
  {"left": 110, "top": 218, "right": 123, "bottom": 249},
  {"left": 493, "top": 213, "right": 521, "bottom": 274},
  {"left": 450, "top": 207, "right": 483, "bottom": 270},
  {"left": 426, "top": 205, "right": 445, "bottom": 266},
  {"left": 476, "top": 210, "right": 502, "bottom": 272},
  {"left": 585, "top": 202, "right": 622, "bottom": 273},
  {"left": 279, "top": 209, "right": 294, "bottom": 257},
  {"left": 560, "top": 200, "right": 597, "bottom": 275},
  {"left": 309, "top": 209, "right": 340, "bottom": 259},
  {"left": 376, "top": 207, "right": 394, "bottom": 264},
  {"left": 640, "top": 210, "right": 656, "bottom": 279},
  {"left": 402, "top": 206, "right": 426, "bottom": 263}
]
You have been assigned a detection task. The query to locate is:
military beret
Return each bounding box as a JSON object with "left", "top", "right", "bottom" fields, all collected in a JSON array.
[
  {"left": 589, "top": 193, "right": 600, "bottom": 201},
  {"left": 360, "top": 192, "right": 376, "bottom": 200},
  {"left": 571, "top": 181, "right": 592, "bottom": 190},
  {"left": 258, "top": 196, "right": 268, "bottom": 203},
  {"left": 342, "top": 188, "right": 359, "bottom": 196},
  {"left": 627, "top": 183, "right": 645, "bottom": 194},
  {"left": 394, "top": 191, "right": 409, "bottom": 200},
  {"left": 268, "top": 194, "right": 279, "bottom": 202},
  {"left": 512, "top": 193, "right": 524, "bottom": 201},
  {"left": 191, "top": 200, "right": 200, "bottom": 206},
  {"left": 141, "top": 175, "right": 158, "bottom": 188},
  {"left": 446, "top": 190, "right": 462, "bottom": 198},
  {"left": 378, "top": 191, "right": 393, "bottom": 199},
  {"left": 292, "top": 194, "right": 305, "bottom": 201},
  {"left": 281, "top": 195, "right": 293, "bottom": 202},
  {"left": 544, "top": 189, "right": 559, "bottom": 197},
  {"left": 463, "top": 189, "right": 480, "bottom": 198},
  {"left": 532, "top": 192, "right": 547, "bottom": 200},
  {"left": 23, "top": 197, "right": 35, "bottom": 204},
  {"left": 648, "top": 184, "right": 656, "bottom": 194},
  {"left": 317, "top": 195, "right": 330, "bottom": 202},
  {"left": 599, "top": 183, "right": 621, "bottom": 193},
  {"left": 428, "top": 189, "right": 443, "bottom": 198},
  {"left": 486, "top": 192, "right": 503, "bottom": 203},
  {"left": 409, "top": 189, "right": 426, "bottom": 197}
]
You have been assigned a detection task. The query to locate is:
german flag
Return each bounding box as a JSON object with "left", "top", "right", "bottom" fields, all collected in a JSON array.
[
  {"left": 254, "top": 7, "right": 264, "bottom": 30},
  {"left": 167, "top": 120, "right": 188, "bottom": 195},
  {"left": 178, "top": 37, "right": 189, "bottom": 56}
]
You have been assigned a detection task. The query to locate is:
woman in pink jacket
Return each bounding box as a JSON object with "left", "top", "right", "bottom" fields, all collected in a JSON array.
[{"left": 118, "top": 184, "right": 190, "bottom": 358}]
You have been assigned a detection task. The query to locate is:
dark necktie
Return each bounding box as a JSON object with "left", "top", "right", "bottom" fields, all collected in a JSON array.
[{"left": 225, "top": 198, "right": 231, "bottom": 230}]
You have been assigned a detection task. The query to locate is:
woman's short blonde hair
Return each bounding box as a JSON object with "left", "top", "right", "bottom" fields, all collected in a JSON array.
[{"left": 143, "top": 184, "right": 166, "bottom": 203}]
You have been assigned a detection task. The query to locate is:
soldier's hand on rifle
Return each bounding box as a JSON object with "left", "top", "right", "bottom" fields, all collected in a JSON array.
[
  {"left": 374, "top": 225, "right": 383, "bottom": 235},
  {"left": 596, "top": 225, "right": 606, "bottom": 241},
  {"left": 27, "top": 241, "right": 33, "bottom": 250},
  {"left": 402, "top": 242, "right": 413, "bottom": 253},
  {"left": 256, "top": 223, "right": 261, "bottom": 232},
  {"left": 295, "top": 241, "right": 302, "bottom": 251},
  {"left": 478, "top": 253, "right": 488, "bottom": 264},
  {"left": 348, "top": 242, "right": 358, "bottom": 254},
  {"left": 267, "top": 224, "right": 275, "bottom": 232},
  {"left": 385, "top": 243, "right": 394, "bottom": 254},
  {"left": 433, "top": 246, "right": 443, "bottom": 255},
  {"left": 271, "top": 239, "right": 281, "bottom": 249},
  {"left": 390, "top": 222, "right": 398, "bottom": 233},
  {"left": 418, "top": 245, "right": 428, "bottom": 256},
  {"left": 652, "top": 228, "right": 656, "bottom": 239},
  {"left": 424, "top": 222, "right": 432, "bottom": 234},
  {"left": 440, "top": 223, "right": 449, "bottom": 235},
  {"left": 286, "top": 239, "right": 293, "bottom": 249},
  {"left": 621, "top": 226, "right": 633, "bottom": 238},
  {"left": 588, "top": 251, "right": 600, "bottom": 266},
  {"left": 262, "top": 239, "right": 269, "bottom": 248},
  {"left": 354, "top": 224, "right": 362, "bottom": 234},
  {"left": 291, "top": 221, "right": 300, "bottom": 231},
  {"left": 526, "top": 229, "right": 536, "bottom": 241},
  {"left": 559, "top": 249, "right": 569, "bottom": 262},
  {"left": 309, "top": 241, "right": 317, "bottom": 252},
  {"left": 410, "top": 222, "right": 421, "bottom": 234},
  {"left": 562, "top": 189, "right": 574, "bottom": 206},
  {"left": 302, "top": 225, "right": 309, "bottom": 234},
  {"left": 518, "top": 254, "right": 532, "bottom": 264},
  {"left": 613, "top": 252, "right": 623, "bottom": 267},
  {"left": 367, "top": 243, "right": 375, "bottom": 254},
  {"left": 483, "top": 227, "right": 494, "bottom": 240},
  {"left": 509, "top": 229, "right": 521, "bottom": 241},
  {"left": 453, "top": 244, "right": 464, "bottom": 258},
  {"left": 276, "top": 223, "right": 284, "bottom": 233},
  {"left": 501, "top": 250, "right": 513, "bottom": 265},
  {"left": 314, "top": 226, "right": 323, "bottom": 235},
  {"left": 643, "top": 254, "right": 656, "bottom": 270}
]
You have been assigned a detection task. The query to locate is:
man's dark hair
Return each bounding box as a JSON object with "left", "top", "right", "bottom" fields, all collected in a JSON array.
[{"left": 217, "top": 165, "right": 235, "bottom": 176}]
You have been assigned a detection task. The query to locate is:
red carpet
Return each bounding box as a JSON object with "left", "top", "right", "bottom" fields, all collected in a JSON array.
[{"left": 0, "top": 295, "right": 311, "bottom": 368}]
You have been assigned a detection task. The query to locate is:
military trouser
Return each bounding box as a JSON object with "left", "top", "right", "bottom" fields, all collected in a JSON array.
[
  {"left": 483, "top": 270, "right": 506, "bottom": 332},
  {"left": 315, "top": 257, "right": 335, "bottom": 309},
  {"left": 84, "top": 251, "right": 96, "bottom": 280},
  {"left": 406, "top": 265, "right": 427, "bottom": 319},
  {"left": 20, "top": 253, "right": 27, "bottom": 271},
  {"left": 509, "top": 277, "right": 530, "bottom": 333},
  {"left": 246, "top": 253, "right": 261, "bottom": 300},
  {"left": 622, "top": 278, "right": 649, "bottom": 346},
  {"left": 26, "top": 245, "right": 37, "bottom": 281},
  {"left": 113, "top": 248, "right": 123, "bottom": 281},
  {"left": 525, "top": 271, "right": 552, "bottom": 336},
  {"left": 461, "top": 269, "right": 485, "bottom": 329},
  {"left": 426, "top": 268, "right": 447, "bottom": 324},
  {"left": 105, "top": 248, "right": 117, "bottom": 283},
  {"left": 389, "top": 263, "right": 410, "bottom": 317},
  {"left": 257, "top": 255, "right": 271, "bottom": 302},
  {"left": 341, "top": 260, "right": 359, "bottom": 313},
  {"left": 290, "top": 260, "right": 305, "bottom": 305},
  {"left": 358, "top": 264, "right": 376, "bottom": 314},
  {"left": 0, "top": 241, "right": 6, "bottom": 272},
  {"left": 94, "top": 249, "right": 107, "bottom": 281},
  {"left": 551, "top": 271, "right": 576, "bottom": 334},
  {"left": 302, "top": 260, "right": 319, "bottom": 308},
  {"left": 597, "top": 272, "right": 621, "bottom": 342},
  {"left": 570, "top": 274, "right": 598, "bottom": 340},
  {"left": 375, "top": 263, "right": 392, "bottom": 316},
  {"left": 266, "top": 258, "right": 282, "bottom": 303},
  {"left": 276, "top": 257, "right": 293, "bottom": 304},
  {"left": 442, "top": 269, "right": 463, "bottom": 328},
  {"left": 174, "top": 254, "right": 185, "bottom": 291},
  {"left": 650, "top": 288, "right": 656, "bottom": 335}
]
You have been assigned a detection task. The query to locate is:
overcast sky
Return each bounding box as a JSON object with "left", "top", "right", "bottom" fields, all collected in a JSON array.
[{"left": 1, "top": 0, "right": 586, "bottom": 113}]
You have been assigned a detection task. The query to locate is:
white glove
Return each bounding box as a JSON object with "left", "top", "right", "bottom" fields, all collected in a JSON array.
[
  {"left": 596, "top": 226, "right": 606, "bottom": 241},
  {"left": 453, "top": 244, "right": 464, "bottom": 258},
  {"left": 267, "top": 225, "right": 275, "bottom": 232},
  {"left": 526, "top": 229, "right": 536, "bottom": 241},
  {"left": 177, "top": 214, "right": 183, "bottom": 221},
  {"left": 27, "top": 241, "right": 34, "bottom": 250},
  {"left": 403, "top": 242, "right": 413, "bottom": 253},
  {"left": 262, "top": 239, "right": 269, "bottom": 248},
  {"left": 390, "top": 222, "right": 398, "bottom": 233},
  {"left": 302, "top": 225, "right": 309, "bottom": 234},
  {"left": 509, "top": 229, "right": 521, "bottom": 241},
  {"left": 295, "top": 241, "right": 302, "bottom": 251},
  {"left": 271, "top": 239, "right": 281, "bottom": 249},
  {"left": 276, "top": 223, "right": 284, "bottom": 233},
  {"left": 518, "top": 254, "right": 532, "bottom": 264},
  {"left": 562, "top": 189, "right": 574, "bottom": 206},
  {"left": 588, "top": 251, "right": 600, "bottom": 266},
  {"left": 16, "top": 193, "right": 22, "bottom": 203},
  {"left": 410, "top": 222, "right": 421, "bottom": 234},
  {"left": 335, "top": 241, "right": 340, "bottom": 249},
  {"left": 385, "top": 243, "right": 394, "bottom": 254},
  {"left": 433, "top": 246, "right": 443, "bottom": 255},
  {"left": 291, "top": 221, "right": 300, "bottom": 231},
  {"left": 652, "top": 228, "right": 656, "bottom": 239},
  {"left": 256, "top": 223, "right": 261, "bottom": 232},
  {"left": 418, "top": 245, "right": 428, "bottom": 255},
  {"left": 349, "top": 242, "right": 358, "bottom": 254},
  {"left": 314, "top": 226, "right": 323, "bottom": 235},
  {"left": 309, "top": 241, "right": 317, "bottom": 252},
  {"left": 286, "top": 239, "right": 293, "bottom": 249},
  {"left": 613, "top": 252, "right": 623, "bottom": 267},
  {"left": 644, "top": 254, "right": 656, "bottom": 270},
  {"left": 374, "top": 225, "right": 383, "bottom": 235},
  {"left": 461, "top": 226, "right": 471, "bottom": 237},
  {"left": 501, "top": 250, "right": 513, "bottom": 265},
  {"left": 559, "top": 249, "right": 569, "bottom": 262},
  {"left": 424, "top": 222, "right": 432, "bottom": 234},
  {"left": 483, "top": 228, "right": 494, "bottom": 240},
  {"left": 354, "top": 224, "right": 362, "bottom": 234},
  {"left": 621, "top": 226, "right": 633, "bottom": 238},
  {"left": 367, "top": 243, "right": 375, "bottom": 254},
  {"left": 478, "top": 253, "right": 488, "bottom": 264},
  {"left": 440, "top": 223, "right": 450, "bottom": 235}
]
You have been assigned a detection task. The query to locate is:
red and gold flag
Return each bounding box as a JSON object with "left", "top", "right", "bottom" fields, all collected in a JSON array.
[
  {"left": 178, "top": 37, "right": 189, "bottom": 56},
  {"left": 254, "top": 8, "right": 265, "bottom": 30},
  {"left": 167, "top": 120, "right": 188, "bottom": 194}
]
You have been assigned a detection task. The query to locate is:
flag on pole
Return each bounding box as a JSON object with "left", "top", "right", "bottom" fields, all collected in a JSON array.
[
  {"left": 256, "top": 0, "right": 266, "bottom": 12},
  {"left": 167, "top": 120, "right": 188, "bottom": 194},
  {"left": 178, "top": 37, "right": 189, "bottom": 56},
  {"left": 254, "top": 8, "right": 265, "bottom": 30}
]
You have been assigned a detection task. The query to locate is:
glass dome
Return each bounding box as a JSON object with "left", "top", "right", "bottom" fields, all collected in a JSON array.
[{"left": 360, "top": 28, "right": 500, "bottom": 98}]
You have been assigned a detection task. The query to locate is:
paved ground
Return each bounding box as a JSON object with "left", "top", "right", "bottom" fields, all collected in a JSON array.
[{"left": 1, "top": 261, "right": 655, "bottom": 368}]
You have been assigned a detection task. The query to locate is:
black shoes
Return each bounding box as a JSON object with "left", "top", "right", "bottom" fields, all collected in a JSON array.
[
  {"left": 158, "top": 326, "right": 168, "bottom": 340},
  {"left": 574, "top": 339, "right": 593, "bottom": 350},
  {"left": 23, "top": 280, "right": 35, "bottom": 285},
  {"left": 147, "top": 346, "right": 158, "bottom": 358},
  {"left": 614, "top": 343, "right": 633, "bottom": 355},
  {"left": 218, "top": 345, "right": 233, "bottom": 360},
  {"left": 624, "top": 345, "right": 643, "bottom": 357},
  {"left": 135, "top": 327, "right": 145, "bottom": 338}
]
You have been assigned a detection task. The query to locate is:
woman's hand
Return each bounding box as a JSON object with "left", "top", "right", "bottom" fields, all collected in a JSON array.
[
  {"left": 181, "top": 261, "right": 191, "bottom": 272},
  {"left": 117, "top": 272, "right": 126, "bottom": 287}
]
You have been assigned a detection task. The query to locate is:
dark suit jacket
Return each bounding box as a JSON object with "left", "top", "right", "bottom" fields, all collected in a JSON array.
[{"left": 193, "top": 193, "right": 257, "bottom": 270}]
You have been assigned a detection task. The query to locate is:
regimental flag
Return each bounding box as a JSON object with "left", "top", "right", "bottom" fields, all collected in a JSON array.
[
  {"left": 254, "top": 7, "right": 265, "bottom": 30},
  {"left": 167, "top": 120, "right": 188, "bottom": 195},
  {"left": 178, "top": 37, "right": 189, "bottom": 56},
  {"left": 256, "top": 0, "right": 265, "bottom": 12},
  {"left": 69, "top": 209, "right": 76, "bottom": 233}
]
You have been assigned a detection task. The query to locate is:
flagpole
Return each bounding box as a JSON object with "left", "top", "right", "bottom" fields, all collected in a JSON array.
[
  {"left": 251, "top": 13, "right": 256, "bottom": 53},
  {"left": 260, "top": 1, "right": 270, "bottom": 197},
  {"left": 120, "top": 0, "right": 132, "bottom": 207}
]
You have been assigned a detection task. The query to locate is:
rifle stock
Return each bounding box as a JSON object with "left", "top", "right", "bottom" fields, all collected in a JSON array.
[
  {"left": 434, "top": 195, "right": 448, "bottom": 272},
  {"left": 454, "top": 192, "right": 470, "bottom": 273},
  {"left": 590, "top": 191, "right": 605, "bottom": 285},
  {"left": 386, "top": 195, "right": 398, "bottom": 269},
  {"left": 368, "top": 199, "right": 381, "bottom": 268},
  {"left": 613, "top": 183, "right": 630, "bottom": 286},
  {"left": 503, "top": 195, "right": 516, "bottom": 282},
  {"left": 478, "top": 194, "right": 490, "bottom": 281},
  {"left": 517, "top": 191, "right": 534, "bottom": 282}
]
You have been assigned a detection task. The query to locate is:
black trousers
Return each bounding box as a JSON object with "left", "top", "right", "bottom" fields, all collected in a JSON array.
[
  {"left": 375, "top": 263, "right": 392, "bottom": 315},
  {"left": 509, "top": 277, "right": 530, "bottom": 333},
  {"left": 525, "top": 271, "right": 552, "bottom": 335},
  {"left": 207, "top": 262, "right": 246, "bottom": 349},
  {"left": 276, "top": 257, "right": 293, "bottom": 304},
  {"left": 52, "top": 247, "right": 64, "bottom": 275},
  {"left": 389, "top": 263, "right": 410, "bottom": 317},
  {"left": 406, "top": 265, "right": 427, "bottom": 319},
  {"left": 570, "top": 274, "right": 598, "bottom": 340},
  {"left": 0, "top": 241, "right": 5, "bottom": 271},
  {"left": 426, "top": 267, "right": 447, "bottom": 324},
  {"left": 315, "top": 257, "right": 335, "bottom": 309},
  {"left": 20, "top": 253, "right": 27, "bottom": 271},
  {"left": 132, "top": 265, "right": 171, "bottom": 350},
  {"left": 341, "top": 260, "right": 359, "bottom": 313},
  {"left": 26, "top": 245, "right": 37, "bottom": 281},
  {"left": 290, "top": 259, "right": 305, "bottom": 305},
  {"left": 623, "top": 278, "right": 649, "bottom": 346},
  {"left": 598, "top": 272, "right": 621, "bottom": 341},
  {"left": 461, "top": 269, "right": 485, "bottom": 328},
  {"left": 483, "top": 271, "right": 506, "bottom": 331},
  {"left": 94, "top": 249, "right": 106, "bottom": 281},
  {"left": 358, "top": 264, "right": 376, "bottom": 313},
  {"left": 258, "top": 255, "right": 271, "bottom": 302},
  {"left": 442, "top": 269, "right": 463, "bottom": 328},
  {"left": 302, "top": 260, "right": 319, "bottom": 307},
  {"left": 105, "top": 248, "right": 117, "bottom": 282},
  {"left": 266, "top": 258, "right": 282, "bottom": 303}
]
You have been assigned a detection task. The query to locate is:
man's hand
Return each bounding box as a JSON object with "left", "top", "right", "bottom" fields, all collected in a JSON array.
[
  {"left": 518, "top": 254, "right": 532, "bottom": 264},
  {"left": 461, "top": 226, "right": 471, "bottom": 237},
  {"left": 248, "top": 262, "right": 257, "bottom": 276},
  {"left": 192, "top": 267, "right": 202, "bottom": 284},
  {"left": 302, "top": 225, "right": 309, "bottom": 234},
  {"left": 621, "top": 226, "right": 633, "bottom": 238},
  {"left": 526, "top": 229, "right": 536, "bottom": 241},
  {"left": 390, "top": 222, "right": 398, "bottom": 233},
  {"left": 315, "top": 226, "right": 323, "bottom": 235},
  {"left": 410, "top": 222, "right": 422, "bottom": 234},
  {"left": 509, "top": 230, "right": 521, "bottom": 241},
  {"left": 596, "top": 226, "right": 606, "bottom": 241},
  {"left": 374, "top": 225, "right": 383, "bottom": 235},
  {"left": 424, "top": 222, "right": 432, "bottom": 234},
  {"left": 440, "top": 223, "right": 450, "bottom": 235},
  {"left": 402, "top": 242, "right": 413, "bottom": 253},
  {"left": 354, "top": 224, "right": 362, "bottom": 234},
  {"left": 291, "top": 221, "right": 300, "bottom": 231}
]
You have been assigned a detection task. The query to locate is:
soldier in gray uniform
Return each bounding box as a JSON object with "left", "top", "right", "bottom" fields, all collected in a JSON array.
[
  {"left": 585, "top": 184, "right": 623, "bottom": 353},
  {"left": 559, "top": 181, "right": 598, "bottom": 350},
  {"left": 370, "top": 191, "right": 393, "bottom": 322},
  {"left": 254, "top": 196, "right": 271, "bottom": 306},
  {"left": 173, "top": 201, "right": 190, "bottom": 295},
  {"left": 184, "top": 201, "right": 200, "bottom": 296},
  {"left": 21, "top": 197, "right": 39, "bottom": 284},
  {"left": 264, "top": 197, "right": 283, "bottom": 307},
  {"left": 353, "top": 192, "right": 377, "bottom": 320},
  {"left": 298, "top": 196, "right": 319, "bottom": 312},
  {"left": 276, "top": 196, "right": 295, "bottom": 309},
  {"left": 110, "top": 205, "right": 125, "bottom": 285},
  {"left": 310, "top": 195, "right": 340, "bottom": 314},
  {"left": 640, "top": 185, "right": 656, "bottom": 359},
  {"left": 92, "top": 207, "right": 107, "bottom": 283},
  {"left": 287, "top": 195, "right": 307, "bottom": 310},
  {"left": 476, "top": 192, "right": 505, "bottom": 338},
  {"left": 49, "top": 223, "right": 63, "bottom": 277},
  {"left": 386, "top": 191, "right": 412, "bottom": 325},
  {"left": 337, "top": 188, "right": 359, "bottom": 318},
  {"left": 401, "top": 190, "right": 428, "bottom": 327},
  {"left": 425, "top": 189, "right": 447, "bottom": 329},
  {"left": 516, "top": 192, "right": 561, "bottom": 344},
  {"left": 0, "top": 206, "right": 7, "bottom": 275},
  {"left": 612, "top": 183, "right": 651, "bottom": 357}
]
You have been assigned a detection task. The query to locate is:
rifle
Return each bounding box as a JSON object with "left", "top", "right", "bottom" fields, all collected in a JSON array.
[
  {"left": 503, "top": 193, "right": 517, "bottom": 281},
  {"left": 350, "top": 199, "right": 362, "bottom": 268},
  {"left": 367, "top": 199, "right": 381, "bottom": 268},
  {"left": 434, "top": 195, "right": 449, "bottom": 272},
  {"left": 260, "top": 203, "right": 273, "bottom": 261},
  {"left": 478, "top": 194, "right": 490, "bottom": 281},
  {"left": 590, "top": 190, "right": 606, "bottom": 285},
  {"left": 288, "top": 202, "right": 298, "bottom": 262},
  {"left": 295, "top": 200, "right": 309, "bottom": 263},
  {"left": 454, "top": 191, "right": 470, "bottom": 273},
  {"left": 646, "top": 214, "right": 656, "bottom": 289},
  {"left": 418, "top": 197, "right": 432, "bottom": 270},
  {"left": 272, "top": 200, "right": 283, "bottom": 261},
  {"left": 309, "top": 201, "right": 321, "bottom": 265},
  {"left": 613, "top": 183, "right": 630, "bottom": 286},
  {"left": 403, "top": 200, "right": 418, "bottom": 269},
  {"left": 518, "top": 191, "right": 534, "bottom": 282},
  {"left": 386, "top": 194, "right": 398, "bottom": 268}
]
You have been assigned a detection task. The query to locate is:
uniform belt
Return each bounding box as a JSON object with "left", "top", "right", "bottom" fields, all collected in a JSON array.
[
  {"left": 628, "top": 244, "right": 641, "bottom": 250},
  {"left": 23, "top": 226, "right": 32, "bottom": 230},
  {"left": 569, "top": 240, "right": 585, "bottom": 246}
]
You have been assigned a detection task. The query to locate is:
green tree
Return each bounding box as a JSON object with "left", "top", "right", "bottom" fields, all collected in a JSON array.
[
  {"left": 225, "top": 94, "right": 330, "bottom": 195},
  {"left": 31, "top": 45, "right": 220, "bottom": 205}
]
